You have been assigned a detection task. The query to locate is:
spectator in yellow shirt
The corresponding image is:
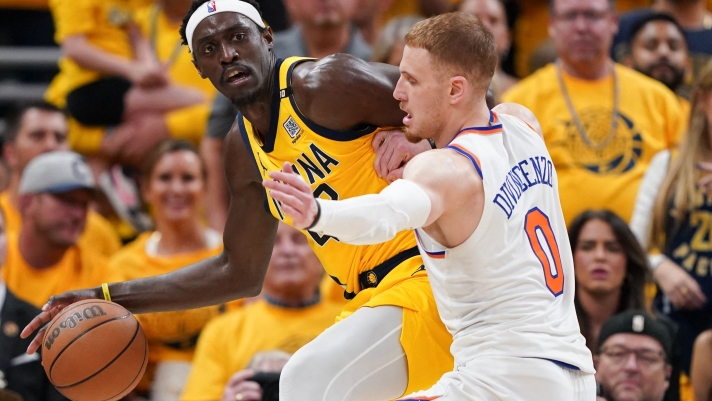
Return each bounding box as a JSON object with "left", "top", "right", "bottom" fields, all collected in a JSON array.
[
  {"left": 108, "top": 140, "right": 236, "bottom": 401},
  {"left": 0, "top": 101, "right": 121, "bottom": 258},
  {"left": 180, "top": 222, "right": 343, "bottom": 401},
  {"left": 1, "top": 151, "right": 109, "bottom": 308},
  {"left": 45, "top": 0, "right": 206, "bottom": 166},
  {"left": 503, "top": 0, "right": 684, "bottom": 226}
]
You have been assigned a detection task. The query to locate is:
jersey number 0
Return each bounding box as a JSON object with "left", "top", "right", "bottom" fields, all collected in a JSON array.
[{"left": 524, "top": 207, "right": 564, "bottom": 297}]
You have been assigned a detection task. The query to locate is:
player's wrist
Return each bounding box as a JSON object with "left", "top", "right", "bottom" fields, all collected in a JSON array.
[{"left": 305, "top": 200, "right": 322, "bottom": 230}]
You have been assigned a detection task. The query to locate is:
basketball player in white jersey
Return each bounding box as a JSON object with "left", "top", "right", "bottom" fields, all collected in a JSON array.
[{"left": 263, "top": 12, "right": 596, "bottom": 401}]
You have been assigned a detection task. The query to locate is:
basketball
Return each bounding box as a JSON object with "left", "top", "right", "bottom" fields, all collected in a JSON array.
[{"left": 41, "top": 300, "right": 148, "bottom": 401}]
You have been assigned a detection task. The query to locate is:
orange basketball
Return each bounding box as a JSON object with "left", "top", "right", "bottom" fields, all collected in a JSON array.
[{"left": 41, "top": 300, "right": 148, "bottom": 401}]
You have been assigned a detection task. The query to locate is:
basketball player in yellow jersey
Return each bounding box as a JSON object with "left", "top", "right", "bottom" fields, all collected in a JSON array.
[{"left": 22, "top": 2, "right": 523, "bottom": 400}]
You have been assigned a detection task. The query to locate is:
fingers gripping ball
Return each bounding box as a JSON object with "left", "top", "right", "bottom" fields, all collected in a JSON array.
[{"left": 41, "top": 300, "right": 148, "bottom": 401}]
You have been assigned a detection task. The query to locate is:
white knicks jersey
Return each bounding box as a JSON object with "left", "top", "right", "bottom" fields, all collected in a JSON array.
[{"left": 415, "top": 112, "right": 594, "bottom": 372}]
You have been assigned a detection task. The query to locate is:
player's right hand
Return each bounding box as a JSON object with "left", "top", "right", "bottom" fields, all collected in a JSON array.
[
  {"left": 263, "top": 162, "right": 318, "bottom": 230},
  {"left": 372, "top": 130, "right": 431, "bottom": 183},
  {"left": 20, "top": 287, "right": 102, "bottom": 355}
]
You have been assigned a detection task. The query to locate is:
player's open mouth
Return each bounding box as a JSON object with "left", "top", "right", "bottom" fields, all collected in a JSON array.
[
  {"left": 225, "top": 68, "right": 250, "bottom": 84},
  {"left": 403, "top": 113, "right": 413, "bottom": 126}
]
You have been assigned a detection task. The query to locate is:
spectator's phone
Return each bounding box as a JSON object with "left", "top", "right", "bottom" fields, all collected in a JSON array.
[{"left": 250, "top": 371, "right": 281, "bottom": 401}]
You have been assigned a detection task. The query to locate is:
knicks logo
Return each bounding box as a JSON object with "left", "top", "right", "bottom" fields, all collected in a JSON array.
[{"left": 560, "top": 108, "right": 642, "bottom": 175}]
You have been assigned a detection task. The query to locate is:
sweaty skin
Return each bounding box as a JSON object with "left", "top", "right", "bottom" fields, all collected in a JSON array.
[{"left": 22, "top": 11, "right": 500, "bottom": 353}]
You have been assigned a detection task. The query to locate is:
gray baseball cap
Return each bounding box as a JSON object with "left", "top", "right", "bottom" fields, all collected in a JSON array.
[{"left": 19, "top": 151, "right": 96, "bottom": 195}]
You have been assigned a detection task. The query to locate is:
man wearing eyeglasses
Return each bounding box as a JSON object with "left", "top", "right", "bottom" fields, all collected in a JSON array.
[
  {"left": 595, "top": 310, "right": 675, "bottom": 401},
  {"left": 503, "top": 0, "right": 684, "bottom": 227}
]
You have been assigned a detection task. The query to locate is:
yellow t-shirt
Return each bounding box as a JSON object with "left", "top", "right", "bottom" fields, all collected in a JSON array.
[
  {"left": 0, "top": 191, "right": 121, "bottom": 258},
  {"left": 133, "top": 5, "right": 217, "bottom": 145},
  {"left": 180, "top": 299, "right": 343, "bottom": 401},
  {"left": 1, "top": 232, "right": 109, "bottom": 308},
  {"left": 108, "top": 231, "right": 238, "bottom": 363},
  {"left": 513, "top": 0, "right": 651, "bottom": 78},
  {"left": 45, "top": 0, "right": 137, "bottom": 107},
  {"left": 503, "top": 63, "right": 684, "bottom": 225},
  {"left": 108, "top": 231, "right": 238, "bottom": 391}
]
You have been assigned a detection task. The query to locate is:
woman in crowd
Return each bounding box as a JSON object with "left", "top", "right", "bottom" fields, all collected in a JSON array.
[
  {"left": 108, "top": 139, "right": 237, "bottom": 401},
  {"left": 569, "top": 210, "right": 649, "bottom": 351},
  {"left": 630, "top": 62, "right": 712, "bottom": 381}
]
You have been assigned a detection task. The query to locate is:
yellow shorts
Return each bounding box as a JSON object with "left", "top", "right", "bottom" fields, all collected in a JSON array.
[{"left": 338, "top": 256, "right": 454, "bottom": 395}]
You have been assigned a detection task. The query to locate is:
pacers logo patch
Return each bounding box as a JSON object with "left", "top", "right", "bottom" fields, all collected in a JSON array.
[
  {"left": 207, "top": 1, "right": 217, "bottom": 12},
  {"left": 284, "top": 116, "right": 302, "bottom": 143}
]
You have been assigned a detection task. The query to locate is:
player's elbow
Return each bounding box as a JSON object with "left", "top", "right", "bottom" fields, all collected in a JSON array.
[{"left": 220, "top": 252, "right": 266, "bottom": 298}]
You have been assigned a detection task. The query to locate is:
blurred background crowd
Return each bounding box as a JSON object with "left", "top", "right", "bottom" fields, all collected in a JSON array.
[{"left": 1, "top": 0, "right": 712, "bottom": 401}]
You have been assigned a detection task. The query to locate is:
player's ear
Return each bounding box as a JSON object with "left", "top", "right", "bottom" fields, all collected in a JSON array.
[
  {"left": 262, "top": 26, "right": 274, "bottom": 52},
  {"left": 448, "top": 76, "right": 468, "bottom": 104},
  {"left": 191, "top": 57, "right": 208, "bottom": 79}
]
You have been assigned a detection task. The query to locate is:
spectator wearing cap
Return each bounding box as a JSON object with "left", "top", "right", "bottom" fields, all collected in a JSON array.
[
  {"left": 0, "top": 205, "right": 68, "bottom": 401},
  {"left": 0, "top": 102, "right": 121, "bottom": 259},
  {"left": 595, "top": 310, "right": 675, "bottom": 401},
  {"left": 1, "top": 151, "right": 110, "bottom": 308},
  {"left": 623, "top": 13, "right": 692, "bottom": 114}
]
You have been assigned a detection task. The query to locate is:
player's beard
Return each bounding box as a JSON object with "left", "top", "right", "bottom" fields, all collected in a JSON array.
[
  {"left": 404, "top": 128, "right": 424, "bottom": 144},
  {"left": 232, "top": 86, "right": 263, "bottom": 108},
  {"left": 404, "top": 116, "right": 440, "bottom": 144}
]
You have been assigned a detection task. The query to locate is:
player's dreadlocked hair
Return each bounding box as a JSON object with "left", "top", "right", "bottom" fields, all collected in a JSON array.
[{"left": 179, "top": 0, "right": 264, "bottom": 48}]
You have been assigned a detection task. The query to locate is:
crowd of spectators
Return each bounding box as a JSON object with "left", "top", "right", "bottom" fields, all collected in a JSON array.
[{"left": 1, "top": 0, "right": 712, "bottom": 400}]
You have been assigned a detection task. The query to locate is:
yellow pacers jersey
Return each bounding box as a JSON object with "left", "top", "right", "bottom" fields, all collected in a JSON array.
[{"left": 240, "top": 57, "right": 423, "bottom": 298}]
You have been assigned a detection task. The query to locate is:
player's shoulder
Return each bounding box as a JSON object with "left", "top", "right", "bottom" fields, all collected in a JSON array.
[
  {"left": 292, "top": 54, "right": 384, "bottom": 94},
  {"left": 406, "top": 147, "right": 482, "bottom": 188}
]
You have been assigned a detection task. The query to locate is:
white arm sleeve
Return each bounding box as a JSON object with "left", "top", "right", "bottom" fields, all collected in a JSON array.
[
  {"left": 629, "top": 150, "right": 671, "bottom": 270},
  {"left": 309, "top": 179, "right": 432, "bottom": 245}
]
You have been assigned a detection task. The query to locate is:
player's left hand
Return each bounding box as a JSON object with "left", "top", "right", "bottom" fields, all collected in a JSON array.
[
  {"left": 263, "top": 162, "right": 318, "bottom": 229},
  {"left": 372, "top": 130, "right": 431, "bottom": 183}
]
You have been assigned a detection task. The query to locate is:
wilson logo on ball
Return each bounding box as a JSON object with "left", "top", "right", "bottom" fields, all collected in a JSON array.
[{"left": 45, "top": 306, "right": 107, "bottom": 350}]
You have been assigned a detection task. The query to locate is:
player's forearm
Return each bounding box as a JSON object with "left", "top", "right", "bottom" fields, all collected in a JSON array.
[
  {"left": 311, "top": 179, "right": 431, "bottom": 245},
  {"left": 104, "top": 252, "right": 261, "bottom": 314}
]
